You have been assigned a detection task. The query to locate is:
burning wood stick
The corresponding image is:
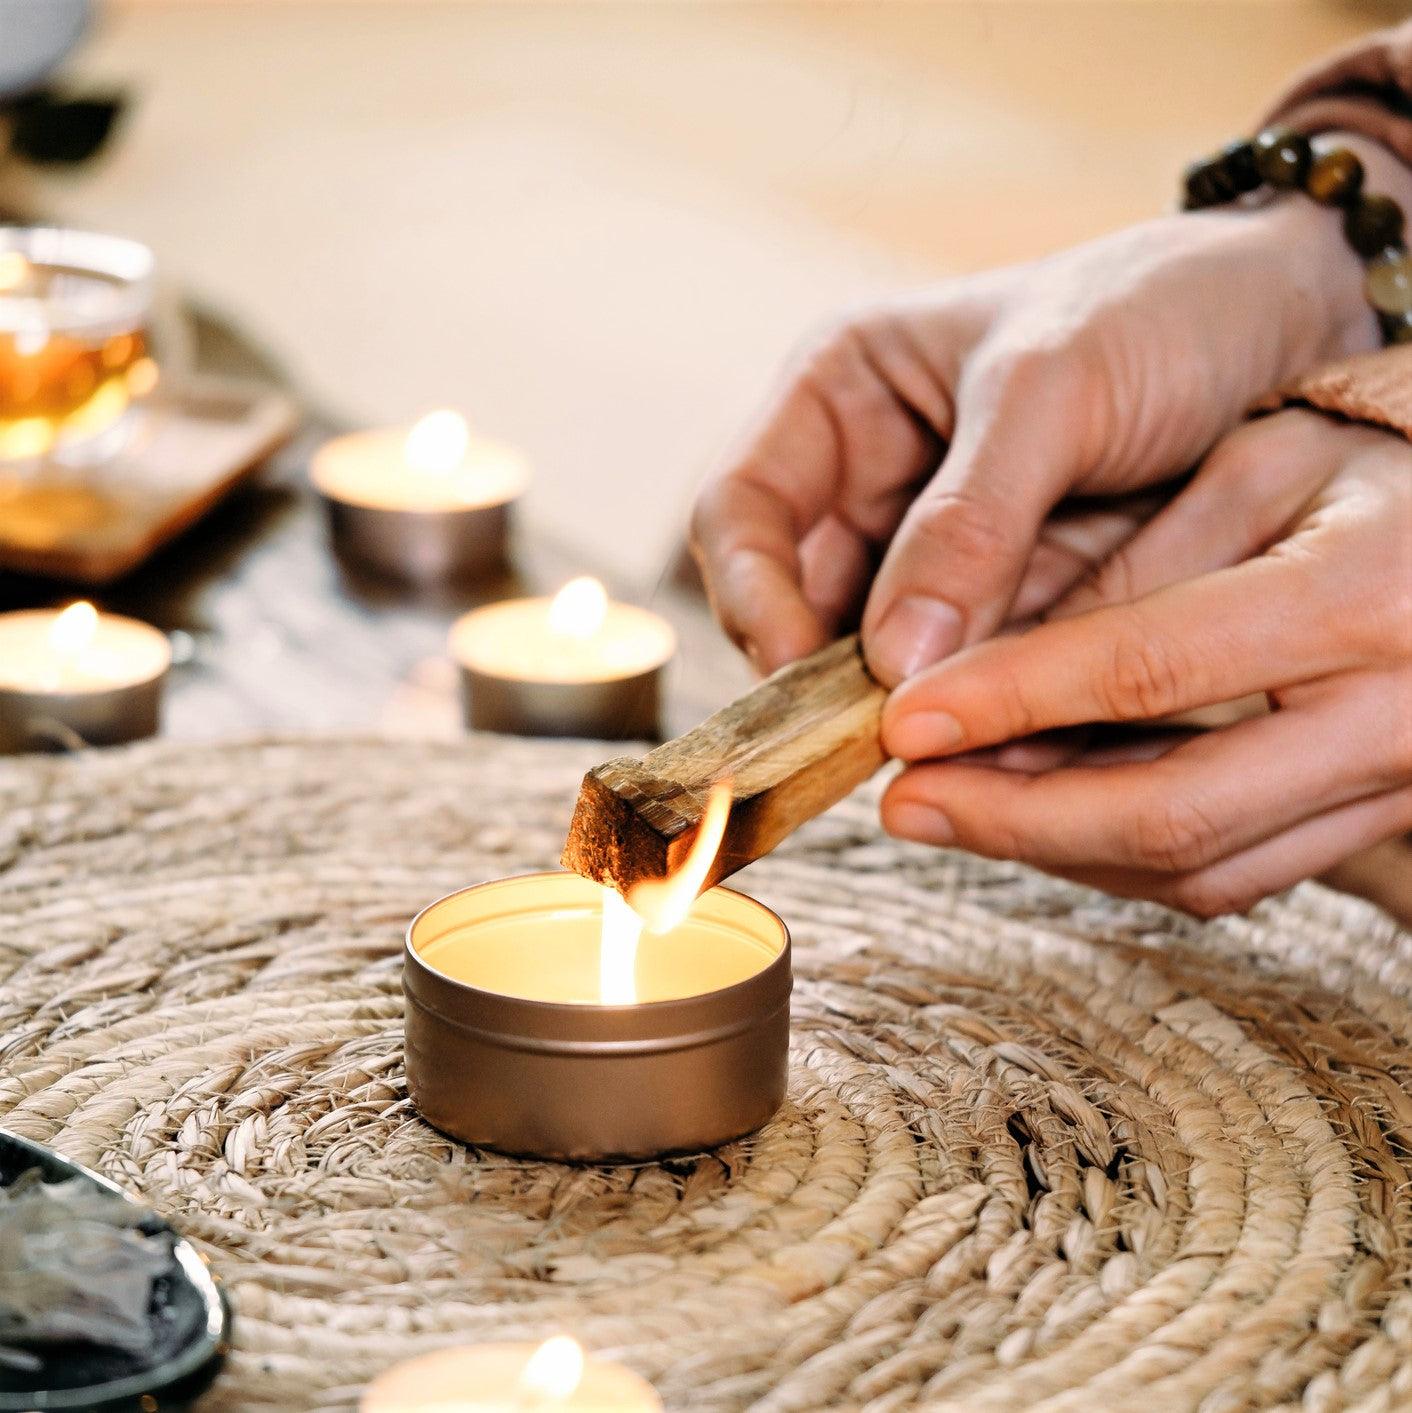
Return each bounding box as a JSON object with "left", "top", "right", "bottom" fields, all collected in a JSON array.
[{"left": 562, "top": 634, "right": 887, "bottom": 896}]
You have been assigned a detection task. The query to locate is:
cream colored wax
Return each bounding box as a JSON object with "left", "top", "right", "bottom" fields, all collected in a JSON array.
[
  {"left": 448, "top": 596, "right": 675, "bottom": 685},
  {"left": 419, "top": 906, "right": 774, "bottom": 1004},
  {"left": 412, "top": 872, "right": 783, "bottom": 1006},
  {"left": 0, "top": 607, "right": 170, "bottom": 693},
  {"left": 310, "top": 413, "right": 528, "bottom": 513}
]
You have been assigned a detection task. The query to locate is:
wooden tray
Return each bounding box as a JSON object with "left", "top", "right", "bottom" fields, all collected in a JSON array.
[{"left": 0, "top": 377, "right": 298, "bottom": 584}]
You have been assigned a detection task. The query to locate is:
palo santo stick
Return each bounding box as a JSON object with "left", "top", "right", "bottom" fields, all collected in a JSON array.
[{"left": 562, "top": 634, "right": 887, "bottom": 896}]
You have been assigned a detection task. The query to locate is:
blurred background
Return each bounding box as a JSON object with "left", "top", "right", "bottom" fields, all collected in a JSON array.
[{"left": 5, "top": 0, "right": 1404, "bottom": 587}]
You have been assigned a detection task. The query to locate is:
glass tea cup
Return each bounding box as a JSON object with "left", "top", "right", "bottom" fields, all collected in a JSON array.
[{"left": 0, "top": 227, "right": 158, "bottom": 469}]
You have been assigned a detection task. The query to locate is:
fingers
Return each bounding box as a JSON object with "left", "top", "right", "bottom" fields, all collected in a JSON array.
[
  {"left": 1064, "top": 785, "right": 1412, "bottom": 918},
  {"left": 1051, "top": 410, "right": 1341, "bottom": 620},
  {"left": 1009, "top": 494, "right": 1164, "bottom": 623},
  {"left": 692, "top": 318, "right": 949, "bottom": 673},
  {"left": 884, "top": 546, "right": 1359, "bottom": 761},
  {"left": 861, "top": 347, "right": 1097, "bottom": 686},
  {"left": 882, "top": 673, "right": 1411, "bottom": 901},
  {"left": 799, "top": 515, "right": 872, "bottom": 639},
  {"left": 882, "top": 714, "right": 1353, "bottom": 874}
]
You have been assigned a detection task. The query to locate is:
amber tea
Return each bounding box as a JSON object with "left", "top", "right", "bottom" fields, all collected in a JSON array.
[{"left": 0, "top": 230, "right": 156, "bottom": 465}]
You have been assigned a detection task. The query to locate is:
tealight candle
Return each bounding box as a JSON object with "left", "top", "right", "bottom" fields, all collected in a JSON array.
[
  {"left": 361, "top": 1336, "right": 661, "bottom": 1413},
  {"left": 311, "top": 410, "right": 528, "bottom": 583},
  {"left": 449, "top": 577, "right": 675, "bottom": 739},
  {"left": 404, "top": 785, "right": 791, "bottom": 1161},
  {"left": 0, "top": 601, "right": 171, "bottom": 753}
]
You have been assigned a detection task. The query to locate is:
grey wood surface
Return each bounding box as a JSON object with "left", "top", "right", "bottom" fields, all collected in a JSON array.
[{"left": 0, "top": 296, "right": 751, "bottom": 748}]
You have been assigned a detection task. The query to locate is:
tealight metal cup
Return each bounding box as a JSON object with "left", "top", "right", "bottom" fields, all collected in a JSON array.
[
  {"left": 0, "top": 673, "right": 167, "bottom": 753},
  {"left": 457, "top": 662, "right": 662, "bottom": 739},
  {"left": 404, "top": 872, "right": 791, "bottom": 1162},
  {"left": 319, "top": 495, "right": 514, "bottom": 585}
]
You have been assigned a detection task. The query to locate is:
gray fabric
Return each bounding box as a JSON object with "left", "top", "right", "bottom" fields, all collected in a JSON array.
[{"left": 0, "top": 0, "right": 90, "bottom": 101}]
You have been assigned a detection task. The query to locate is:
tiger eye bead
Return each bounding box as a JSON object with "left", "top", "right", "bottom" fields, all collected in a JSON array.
[
  {"left": 1253, "top": 127, "right": 1312, "bottom": 188},
  {"left": 1366, "top": 247, "right": 1412, "bottom": 316},
  {"left": 1345, "top": 193, "right": 1406, "bottom": 258},
  {"left": 1183, "top": 140, "right": 1264, "bottom": 209},
  {"left": 1217, "top": 139, "right": 1261, "bottom": 196},
  {"left": 1378, "top": 309, "right": 1412, "bottom": 344},
  {"left": 1181, "top": 158, "right": 1224, "bottom": 209},
  {"left": 1305, "top": 148, "right": 1364, "bottom": 206}
]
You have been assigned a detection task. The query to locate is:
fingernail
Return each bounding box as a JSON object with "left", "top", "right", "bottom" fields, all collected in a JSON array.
[
  {"left": 742, "top": 638, "right": 767, "bottom": 676},
  {"left": 869, "top": 596, "right": 964, "bottom": 685},
  {"left": 887, "top": 709, "right": 966, "bottom": 760},
  {"left": 885, "top": 799, "right": 955, "bottom": 845}
]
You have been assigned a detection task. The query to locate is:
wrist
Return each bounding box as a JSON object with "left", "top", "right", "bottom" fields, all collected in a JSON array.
[{"left": 1250, "top": 133, "right": 1412, "bottom": 366}]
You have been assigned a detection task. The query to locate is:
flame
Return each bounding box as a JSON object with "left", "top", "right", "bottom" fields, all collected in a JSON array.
[
  {"left": 630, "top": 780, "right": 733, "bottom": 933},
  {"left": 598, "top": 887, "right": 640, "bottom": 1006},
  {"left": 49, "top": 601, "right": 98, "bottom": 662},
  {"left": 597, "top": 780, "right": 733, "bottom": 1004},
  {"left": 403, "top": 410, "right": 469, "bottom": 476},
  {"left": 517, "top": 1335, "right": 585, "bottom": 1402},
  {"left": 547, "top": 577, "right": 608, "bottom": 639},
  {"left": 0, "top": 251, "right": 28, "bottom": 293}
]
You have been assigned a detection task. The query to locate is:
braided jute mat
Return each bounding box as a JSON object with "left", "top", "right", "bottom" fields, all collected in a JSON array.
[{"left": 3, "top": 737, "right": 1412, "bottom": 1413}]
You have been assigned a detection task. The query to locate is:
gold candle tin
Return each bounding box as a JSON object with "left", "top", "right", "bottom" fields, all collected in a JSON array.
[{"left": 403, "top": 872, "right": 791, "bottom": 1162}]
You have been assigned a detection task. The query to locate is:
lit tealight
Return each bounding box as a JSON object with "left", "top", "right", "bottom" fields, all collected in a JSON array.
[
  {"left": 360, "top": 1336, "right": 662, "bottom": 1412},
  {"left": 310, "top": 411, "right": 528, "bottom": 582},
  {"left": 450, "top": 578, "right": 674, "bottom": 738},
  {"left": 0, "top": 602, "right": 172, "bottom": 752}
]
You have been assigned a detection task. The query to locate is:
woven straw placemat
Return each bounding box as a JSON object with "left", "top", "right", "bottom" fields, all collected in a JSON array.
[{"left": 2, "top": 736, "right": 1411, "bottom": 1412}]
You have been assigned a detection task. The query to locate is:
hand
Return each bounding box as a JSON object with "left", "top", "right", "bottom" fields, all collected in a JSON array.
[
  {"left": 690, "top": 135, "right": 1412, "bottom": 686},
  {"left": 880, "top": 410, "right": 1412, "bottom": 916}
]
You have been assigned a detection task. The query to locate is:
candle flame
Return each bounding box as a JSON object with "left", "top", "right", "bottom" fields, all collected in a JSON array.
[
  {"left": 0, "top": 251, "right": 28, "bottom": 294},
  {"left": 49, "top": 601, "right": 98, "bottom": 662},
  {"left": 598, "top": 887, "right": 640, "bottom": 1006},
  {"left": 517, "top": 1335, "right": 585, "bottom": 1402},
  {"left": 598, "top": 780, "right": 733, "bottom": 1004},
  {"left": 630, "top": 780, "right": 733, "bottom": 933},
  {"left": 403, "top": 410, "right": 470, "bottom": 476},
  {"left": 547, "top": 577, "right": 608, "bottom": 639}
]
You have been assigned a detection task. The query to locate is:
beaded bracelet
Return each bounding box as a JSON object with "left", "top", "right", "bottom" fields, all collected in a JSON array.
[{"left": 1182, "top": 130, "right": 1411, "bottom": 346}]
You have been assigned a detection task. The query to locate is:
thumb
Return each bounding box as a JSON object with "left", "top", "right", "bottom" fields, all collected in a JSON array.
[{"left": 861, "top": 349, "right": 1088, "bottom": 686}]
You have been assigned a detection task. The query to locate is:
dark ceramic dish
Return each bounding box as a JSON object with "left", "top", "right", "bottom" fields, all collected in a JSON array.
[{"left": 0, "top": 1129, "right": 230, "bottom": 1412}]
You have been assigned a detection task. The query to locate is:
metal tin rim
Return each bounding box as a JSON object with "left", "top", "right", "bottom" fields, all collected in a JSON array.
[
  {"left": 0, "top": 670, "right": 170, "bottom": 704},
  {"left": 458, "top": 659, "right": 670, "bottom": 690},
  {"left": 405, "top": 871, "right": 790, "bottom": 1019},
  {"left": 313, "top": 487, "right": 521, "bottom": 518}
]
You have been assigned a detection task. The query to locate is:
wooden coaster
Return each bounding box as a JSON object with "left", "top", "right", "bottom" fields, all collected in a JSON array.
[{"left": 0, "top": 376, "right": 297, "bottom": 583}]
